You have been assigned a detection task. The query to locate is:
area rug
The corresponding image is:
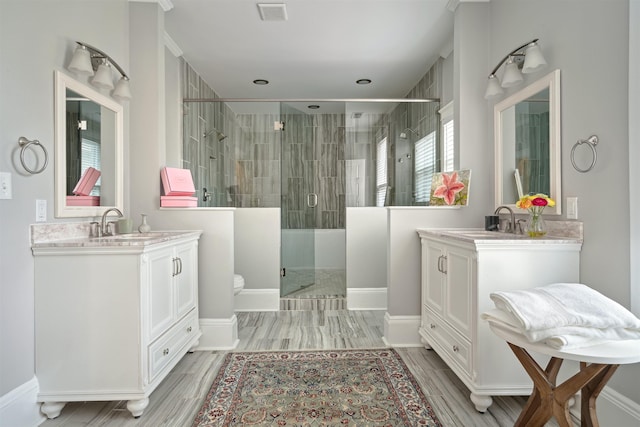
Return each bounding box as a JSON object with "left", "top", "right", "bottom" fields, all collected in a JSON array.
[{"left": 192, "top": 349, "right": 441, "bottom": 426}]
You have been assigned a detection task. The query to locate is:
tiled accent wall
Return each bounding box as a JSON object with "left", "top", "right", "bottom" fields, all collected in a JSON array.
[{"left": 281, "top": 105, "right": 345, "bottom": 229}]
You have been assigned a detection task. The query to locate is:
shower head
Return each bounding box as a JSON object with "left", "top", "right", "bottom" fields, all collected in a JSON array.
[{"left": 399, "top": 128, "right": 419, "bottom": 139}]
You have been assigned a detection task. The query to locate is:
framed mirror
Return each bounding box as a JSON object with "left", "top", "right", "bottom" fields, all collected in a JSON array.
[
  {"left": 494, "top": 69, "right": 561, "bottom": 215},
  {"left": 54, "top": 70, "right": 123, "bottom": 217}
]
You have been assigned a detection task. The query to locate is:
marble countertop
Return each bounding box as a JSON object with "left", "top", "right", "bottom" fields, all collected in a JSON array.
[
  {"left": 416, "top": 228, "right": 583, "bottom": 245},
  {"left": 31, "top": 230, "right": 203, "bottom": 249}
]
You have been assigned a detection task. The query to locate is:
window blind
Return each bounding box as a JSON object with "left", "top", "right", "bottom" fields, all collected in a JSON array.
[
  {"left": 414, "top": 131, "right": 436, "bottom": 203},
  {"left": 376, "top": 137, "right": 388, "bottom": 207},
  {"left": 81, "top": 138, "right": 101, "bottom": 196}
]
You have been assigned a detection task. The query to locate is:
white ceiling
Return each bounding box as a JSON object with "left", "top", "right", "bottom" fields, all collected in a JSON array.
[{"left": 164, "top": 0, "right": 454, "bottom": 100}]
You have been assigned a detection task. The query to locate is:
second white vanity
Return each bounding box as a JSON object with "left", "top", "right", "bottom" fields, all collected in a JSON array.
[
  {"left": 32, "top": 230, "right": 202, "bottom": 419},
  {"left": 417, "top": 228, "right": 582, "bottom": 412}
]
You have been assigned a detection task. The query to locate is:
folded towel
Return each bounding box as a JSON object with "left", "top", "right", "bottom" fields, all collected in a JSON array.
[
  {"left": 490, "top": 283, "right": 640, "bottom": 332},
  {"left": 481, "top": 308, "right": 639, "bottom": 350}
]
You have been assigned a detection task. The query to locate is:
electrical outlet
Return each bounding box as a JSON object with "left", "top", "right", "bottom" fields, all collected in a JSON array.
[
  {"left": 0, "top": 172, "right": 12, "bottom": 199},
  {"left": 567, "top": 197, "right": 578, "bottom": 219},
  {"left": 36, "top": 199, "right": 47, "bottom": 222}
]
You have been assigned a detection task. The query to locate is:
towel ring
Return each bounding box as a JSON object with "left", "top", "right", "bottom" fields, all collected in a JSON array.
[
  {"left": 18, "top": 137, "right": 49, "bottom": 174},
  {"left": 570, "top": 135, "right": 598, "bottom": 173}
]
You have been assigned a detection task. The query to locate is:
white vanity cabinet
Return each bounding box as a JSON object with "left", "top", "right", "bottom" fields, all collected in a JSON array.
[
  {"left": 33, "top": 232, "right": 202, "bottom": 419},
  {"left": 417, "top": 229, "right": 582, "bottom": 412}
]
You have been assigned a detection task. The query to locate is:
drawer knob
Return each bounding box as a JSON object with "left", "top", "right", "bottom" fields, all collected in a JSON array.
[
  {"left": 430, "top": 323, "right": 436, "bottom": 329},
  {"left": 187, "top": 326, "right": 192, "bottom": 333},
  {"left": 163, "top": 348, "right": 169, "bottom": 356},
  {"left": 452, "top": 345, "right": 459, "bottom": 353}
]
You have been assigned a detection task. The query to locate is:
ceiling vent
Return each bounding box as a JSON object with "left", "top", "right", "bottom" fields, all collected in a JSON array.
[{"left": 257, "top": 3, "right": 288, "bottom": 21}]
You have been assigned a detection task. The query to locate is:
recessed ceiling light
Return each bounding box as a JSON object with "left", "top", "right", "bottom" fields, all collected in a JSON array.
[
  {"left": 307, "top": 105, "right": 320, "bottom": 109},
  {"left": 253, "top": 79, "right": 269, "bottom": 85},
  {"left": 356, "top": 79, "right": 372, "bottom": 85}
]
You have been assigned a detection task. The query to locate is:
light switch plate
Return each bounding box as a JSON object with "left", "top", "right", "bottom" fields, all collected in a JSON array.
[
  {"left": 567, "top": 197, "right": 578, "bottom": 219},
  {"left": 36, "top": 199, "right": 47, "bottom": 222},
  {"left": 0, "top": 172, "right": 12, "bottom": 199}
]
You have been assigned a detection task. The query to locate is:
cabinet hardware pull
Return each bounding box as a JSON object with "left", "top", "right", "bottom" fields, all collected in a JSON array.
[
  {"left": 177, "top": 257, "right": 183, "bottom": 275},
  {"left": 430, "top": 323, "right": 436, "bottom": 329},
  {"left": 452, "top": 345, "right": 459, "bottom": 352},
  {"left": 437, "top": 255, "right": 443, "bottom": 273},
  {"left": 163, "top": 348, "right": 169, "bottom": 356},
  {"left": 171, "top": 257, "right": 177, "bottom": 277},
  {"left": 441, "top": 255, "right": 447, "bottom": 274},
  {"left": 187, "top": 326, "right": 192, "bottom": 333}
]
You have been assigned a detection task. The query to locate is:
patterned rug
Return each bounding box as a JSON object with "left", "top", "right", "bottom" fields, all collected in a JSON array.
[{"left": 193, "top": 349, "right": 441, "bottom": 426}]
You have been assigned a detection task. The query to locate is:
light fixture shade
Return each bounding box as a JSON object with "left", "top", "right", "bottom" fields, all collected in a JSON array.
[
  {"left": 484, "top": 75, "right": 504, "bottom": 99},
  {"left": 68, "top": 45, "right": 94, "bottom": 76},
  {"left": 91, "top": 63, "right": 114, "bottom": 90},
  {"left": 522, "top": 43, "right": 547, "bottom": 74},
  {"left": 112, "top": 77, "right": 132, "bottom": 100},
  {"left": 501, "top": 59, "right": 523, "bottom": 88}
]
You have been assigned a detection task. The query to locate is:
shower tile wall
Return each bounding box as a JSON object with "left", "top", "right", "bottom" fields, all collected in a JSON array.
[{"left": 281, "top": 106, "right": 345, "bottom": 229}]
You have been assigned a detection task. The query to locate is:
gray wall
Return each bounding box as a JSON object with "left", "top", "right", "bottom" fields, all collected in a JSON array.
[
  {"left": 0, "top": 0, "right": 130, "bottom": 398},
  {"left": 486, "top": 0, "right": 637, "bottom": 407}
]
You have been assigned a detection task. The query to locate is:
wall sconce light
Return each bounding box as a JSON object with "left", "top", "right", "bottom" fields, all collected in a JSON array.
[
  {"left": 484, "top": 38, "right": 547, "bottom": 99},
  {"left": 67, "top": 41, "right": 132, "bottom": 101}
]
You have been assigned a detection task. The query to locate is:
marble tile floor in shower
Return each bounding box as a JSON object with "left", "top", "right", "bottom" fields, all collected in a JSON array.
[
  {"left": 281, "top": 268, "right": 345, "bottom": 298},
  {"left": 40, "top": 310, "right": 561, "bottom": 427}
]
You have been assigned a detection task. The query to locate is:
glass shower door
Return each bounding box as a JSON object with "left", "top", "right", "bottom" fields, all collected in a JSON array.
[{"left": 280, "top": 102, "right": 317, "bottom": 297}]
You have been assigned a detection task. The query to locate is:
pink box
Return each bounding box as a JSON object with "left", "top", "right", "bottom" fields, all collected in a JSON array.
[
  {"left": 72, "top": 167, "right": 101, "bottom": 196},
  {"left": 161, "top": 167, "right": 196, "bottom": 196},
  {"left": 66, "top": 195, "right": 100, "bottom": 206},
  {"left": 160, "top": 196, "right": 198, "bottom": 207}
]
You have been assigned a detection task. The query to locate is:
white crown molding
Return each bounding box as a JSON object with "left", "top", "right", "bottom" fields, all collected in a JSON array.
[
  {"left": 129, "top": 0, "right": 174, "bottom": 12},
  {"left": 164, "top": 32, "right": 183, "bottom": 57}
]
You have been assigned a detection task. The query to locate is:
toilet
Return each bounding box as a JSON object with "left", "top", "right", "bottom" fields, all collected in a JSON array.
[{"left": 233, "top": 274, "right": 245, "bottom": 295}]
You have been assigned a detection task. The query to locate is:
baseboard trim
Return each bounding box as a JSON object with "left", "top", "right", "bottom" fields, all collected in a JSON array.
[
  {"left": 347, "top": 287, "right": 387, "bottom": 310},
  {"left": 196, "top": 315, "right": 239, "bottom": 350},
  {"left": 383, "top": 313, "right": 423, "bottom": 347},
  {"left": 582, "top": 385, "right": 640, "bottom": 426},
  {"left": 234, "top": 289, "right": 280, "bottom": 312},
  {"left": 0, "top": 376, "right": 45, "bottom": 427}
]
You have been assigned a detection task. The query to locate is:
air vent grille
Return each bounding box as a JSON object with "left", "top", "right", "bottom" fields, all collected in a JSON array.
[{"left": 257, "top": 3, "right": 288, "bottom": 21}]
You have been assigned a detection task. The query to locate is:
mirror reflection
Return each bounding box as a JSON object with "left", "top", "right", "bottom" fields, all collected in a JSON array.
[
  {"left": 54, "top": 71, "right": 123, "bottom": 218},
  {"left": 494, "top": 70, "right": 561, "bottom": 215}
]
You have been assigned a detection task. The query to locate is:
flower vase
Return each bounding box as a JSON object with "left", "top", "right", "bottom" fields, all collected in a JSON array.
[
  {"left": 526, "top": 212, "right": 546, "bottom": 237},
  {"left": 138, "top": 214, "right": 151, "bottom": 233}
]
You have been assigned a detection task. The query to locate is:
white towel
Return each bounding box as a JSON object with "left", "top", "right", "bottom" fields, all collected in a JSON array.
[
  {"left": 483, "top": 283, "right": 640, "bottom": 350},
  {"left": 481, "top": 308, "right": 633, "bottom": 350},
  {"left": 490, "top": 283, "right": 640, "bottom": 332}
]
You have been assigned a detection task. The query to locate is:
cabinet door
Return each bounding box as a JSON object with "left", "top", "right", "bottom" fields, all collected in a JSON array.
[
  {"left": 422, "top": 238, "right": 445, "bottom": 317},
  {"left": 174, "top": 241, "right": 198, "bottom": 319},
  {"left": 444, "top": 245, "right": 475, "bottom": 339},
  {"left": 147, "top": 248, "right": 175, "bottom": 340}
]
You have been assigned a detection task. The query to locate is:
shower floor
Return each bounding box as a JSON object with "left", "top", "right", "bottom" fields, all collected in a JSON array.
[{"left": 281, "top": 269, "right": 346, "bottom": 298}]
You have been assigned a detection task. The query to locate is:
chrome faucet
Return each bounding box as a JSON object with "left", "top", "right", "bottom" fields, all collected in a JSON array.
[
  {"left": 100, "top": 208, "right": 123, "bottom": 236},
  {"left": 494, "top": 205, "right": 515, "bottom": 233}
]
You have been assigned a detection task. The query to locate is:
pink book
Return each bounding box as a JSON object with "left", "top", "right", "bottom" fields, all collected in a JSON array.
[
  {"left": 161, "top": 167, "right": 196, "bottom": 196},
  {"left": 72, "top": 167, "right": 101, "bottom": 196},
  {"left": 160, "top": 196, "right": 198, "bottom": 207},
  {"left": 66, "top": 196, "right": 100, "bottom": 206}
]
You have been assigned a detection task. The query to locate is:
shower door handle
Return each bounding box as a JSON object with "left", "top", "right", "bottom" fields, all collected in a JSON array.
[{"left": 307, "top": 193, "right": 318, "bottom": 208}]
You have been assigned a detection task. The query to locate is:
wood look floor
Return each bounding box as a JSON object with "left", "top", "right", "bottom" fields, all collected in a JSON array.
[{"left": 41, "top": 310, "right": 561, "bottom": 427}]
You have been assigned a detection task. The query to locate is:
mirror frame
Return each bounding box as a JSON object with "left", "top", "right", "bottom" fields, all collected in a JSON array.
[
  {"left": 54, "top": 70, "right": 124, "bottom": 218},
  {"left": 494, "top": 69, "right": 561, "bottom": 215}
]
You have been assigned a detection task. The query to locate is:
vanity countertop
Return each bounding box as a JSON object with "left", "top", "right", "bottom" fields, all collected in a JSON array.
[
  {"left": 416, "top": 228, "right": 583, "bottom": 245},
  {"left": 31, "top": 230, "right": 203, "bottom": 249}
]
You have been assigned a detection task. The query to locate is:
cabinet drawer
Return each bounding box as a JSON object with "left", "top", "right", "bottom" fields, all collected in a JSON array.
[
  {"left": 148, "top": 310, "right": 199, "bottom": 381},
  {"left": 423, "top": 309, "right": 472, "bottom": 375}
]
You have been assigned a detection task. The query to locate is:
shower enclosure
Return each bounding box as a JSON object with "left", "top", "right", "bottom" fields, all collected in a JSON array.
[{"left": 181, "top": 98, "right": 440, "bottom": 299}]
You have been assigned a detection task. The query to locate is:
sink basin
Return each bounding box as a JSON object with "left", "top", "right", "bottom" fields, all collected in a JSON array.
[
  {"left": 92, "top": 232, "right": 180, "bottom": 241},
  {"left": 444, "top": 230, "right": 527, "bottom": 239}
]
